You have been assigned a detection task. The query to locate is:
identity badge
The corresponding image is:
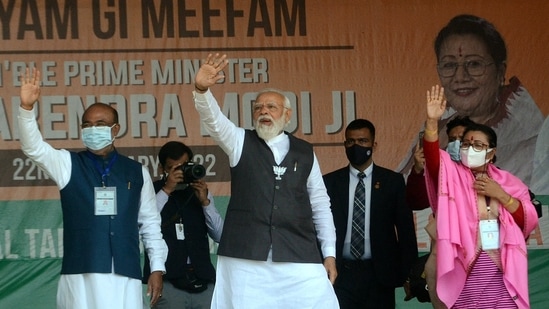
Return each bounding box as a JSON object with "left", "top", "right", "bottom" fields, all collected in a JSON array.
[
  {"left": 94, "top": 187, "right": 117, "bottom": 215},
  {"left": 479, "top": 219, "right": 499, "bottom": 250},
  {"left": 175, "top": 223, "right": 185, "bottom": 240}
]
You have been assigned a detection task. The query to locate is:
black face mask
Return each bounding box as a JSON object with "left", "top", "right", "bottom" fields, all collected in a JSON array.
[{"left": 345, "top": 144, "right": 372, "bottom": 166}]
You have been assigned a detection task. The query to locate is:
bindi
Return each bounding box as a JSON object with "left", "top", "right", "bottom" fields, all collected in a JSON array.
[{"left": 458, "top": 46, "right": 462, "bottom": 57}]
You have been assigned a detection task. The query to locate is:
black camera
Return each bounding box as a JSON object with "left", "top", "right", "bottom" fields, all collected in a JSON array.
[{"left": 179, "top": 162, "right": 206, "bottom": 184}]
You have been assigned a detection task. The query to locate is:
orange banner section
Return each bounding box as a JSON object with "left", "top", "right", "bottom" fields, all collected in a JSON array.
[{"left": 1, "top": 1, "right": 548, "bottom": 199}]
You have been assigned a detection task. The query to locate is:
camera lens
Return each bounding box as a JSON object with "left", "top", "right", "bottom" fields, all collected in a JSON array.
[
  {"left": 188, "top": 165, "right": 206, "bottom": 179},
  {"left": 181, "top": 163, "right": 206, "bottom": 183}
]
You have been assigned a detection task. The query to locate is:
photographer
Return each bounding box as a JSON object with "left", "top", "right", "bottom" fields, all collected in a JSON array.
[{"left": 143, "top": 141, "right": 223, "bottom": 309}]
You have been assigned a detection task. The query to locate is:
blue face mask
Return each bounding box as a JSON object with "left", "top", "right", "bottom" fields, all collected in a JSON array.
[
  {"left": 82, "top": 125, "right": 115, "bottom": 150},
  {"left": 446, "top": 140, "right": 461, "bottom": 161}
]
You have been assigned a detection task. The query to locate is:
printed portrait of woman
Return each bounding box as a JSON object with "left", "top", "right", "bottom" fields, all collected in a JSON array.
[{"left": 398, "top": 14, "right": 549, "bottom": 196}]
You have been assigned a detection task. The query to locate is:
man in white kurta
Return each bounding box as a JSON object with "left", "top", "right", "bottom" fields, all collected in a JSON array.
[
  {"left": 193, "top": 54, "right": 339, "bottom": 309},
  {"left": 18, "top": 68, "right": 167, "bottom": 309}
]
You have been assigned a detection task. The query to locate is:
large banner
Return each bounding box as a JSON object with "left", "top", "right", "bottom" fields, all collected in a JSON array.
[{"left": 1, "top": 1, "right": 548, "bottom": 308}]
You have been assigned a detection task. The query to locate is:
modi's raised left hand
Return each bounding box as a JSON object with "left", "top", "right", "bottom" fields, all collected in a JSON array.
[{"left": 194, "top": 53, "right": 229, "bottom": 93}]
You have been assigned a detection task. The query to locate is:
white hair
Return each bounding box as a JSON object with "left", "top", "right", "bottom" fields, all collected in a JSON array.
[{"left": 256, "top": 88, "right": 291, "bottom": 109}]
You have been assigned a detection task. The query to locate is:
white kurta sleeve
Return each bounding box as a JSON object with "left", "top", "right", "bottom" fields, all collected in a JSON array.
[
  {"left": 193, "top": 90, "right": 245, "bottom": 167},
  {"left": 18, "top": 105, "right": 72, "bottom": 189},
  {"left": 308, "top": 153, "right": 337, "bottom": 258},
  {"left": 138, "top": 166, "right": 168, "bottom": 273}
]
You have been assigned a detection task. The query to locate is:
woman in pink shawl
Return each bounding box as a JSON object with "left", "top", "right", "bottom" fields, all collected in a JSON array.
[{"left": 423, "top": 85, "right": 538, "bottom": 309}]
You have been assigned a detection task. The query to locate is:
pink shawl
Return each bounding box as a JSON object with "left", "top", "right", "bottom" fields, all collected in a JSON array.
[{"left": 425, "top": 150, "right": 538, "bottom": 309}]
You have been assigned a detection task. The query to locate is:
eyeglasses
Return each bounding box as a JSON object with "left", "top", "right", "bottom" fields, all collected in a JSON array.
[
  {"left": 253, "top": 102, "right": 284, "bottom": 113},
  {"left": 437, "top": 60, "right": 494, "bottom": 78},
  {"left": 344, "top": 138, "right": 371, "bottom": 147},
  {"left": 460, "top": 141, "right": 490, "bottom": 152},
  {"left": 81, "top": 122, "right": 116, "bottom": 129}
]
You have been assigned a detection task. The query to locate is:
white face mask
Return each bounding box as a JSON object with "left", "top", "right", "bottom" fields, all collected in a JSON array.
[
  {"left": 460, "top": 146, "right": 493, "bottom": 168},
  {"left": 82, "top": 125, "right": 115, "bottom": 150},
  {"left": 446, "top": 140, "right": 461, "bottom": 161}
]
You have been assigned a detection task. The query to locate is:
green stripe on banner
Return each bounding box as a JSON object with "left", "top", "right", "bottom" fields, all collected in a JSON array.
[
  {"left": 2, "top": 198, "right": 549, "bottom": 308},
  {"left": 0, "top": 259, "right": 60, "bottom": 308},
  {"left": 537, "top": 195, "right": 549, "bottom": 205}
]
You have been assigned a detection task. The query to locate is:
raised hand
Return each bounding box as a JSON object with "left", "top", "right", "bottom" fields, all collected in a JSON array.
[
  {"left": 20, "top": 68, "right": 41, "bottom": 109},
  {"left": 194, "top": 53, "right": 229, "bottom": 92},
  {"left": 426, "top": 85, "right": 446, "bottom": 121}
]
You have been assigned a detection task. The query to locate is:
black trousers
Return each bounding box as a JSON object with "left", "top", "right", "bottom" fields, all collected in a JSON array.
[{"left": 334, "top": 259, "right": 395, "bottom": 309}]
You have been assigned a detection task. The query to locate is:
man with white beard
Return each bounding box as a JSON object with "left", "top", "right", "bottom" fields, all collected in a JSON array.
[{"left": 192, "top": 53, "right": 339, "bottom": 309}]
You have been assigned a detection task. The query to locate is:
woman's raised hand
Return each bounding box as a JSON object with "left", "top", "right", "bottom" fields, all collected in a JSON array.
[{"left": 426, "top": 85, "right": 446, "bottom": 121}]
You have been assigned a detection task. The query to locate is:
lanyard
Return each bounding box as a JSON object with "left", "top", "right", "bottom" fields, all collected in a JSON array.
[
  {"left": 484, "top": 196, "right": 494, "bottom": 219},
  {"left": 87, "top": 151, "right": 118, "bottom": 187}
]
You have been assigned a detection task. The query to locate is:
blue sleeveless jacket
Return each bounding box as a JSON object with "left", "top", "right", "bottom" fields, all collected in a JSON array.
[{"left": 59, "top": 150, "right": 144, "bottom": 279}]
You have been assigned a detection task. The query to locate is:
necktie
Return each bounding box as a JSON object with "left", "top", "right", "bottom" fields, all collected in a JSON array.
[{"left": 351, "top": 172, "right": 366, "bottom": 260}]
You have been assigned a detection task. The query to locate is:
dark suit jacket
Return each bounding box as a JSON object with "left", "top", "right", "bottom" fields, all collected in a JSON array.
[{"left": 323, "top": 164, "right": 418, "bottom": 288}]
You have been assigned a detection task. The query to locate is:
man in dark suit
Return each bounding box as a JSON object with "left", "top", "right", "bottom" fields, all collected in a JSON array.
[{"left": 323, "top": 119, "right": 418, "bottom": 308}]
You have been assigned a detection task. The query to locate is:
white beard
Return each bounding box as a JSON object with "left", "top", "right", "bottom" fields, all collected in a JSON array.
[{"left": 254, "top": 115, "right": 286, "bottom": 141}]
